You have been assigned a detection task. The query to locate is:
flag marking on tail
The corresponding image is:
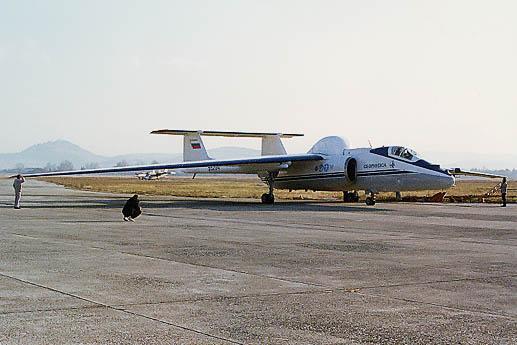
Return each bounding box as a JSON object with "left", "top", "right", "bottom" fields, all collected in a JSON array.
[{"left": 190, "top": 139, "right": 202, "bottom": 149}]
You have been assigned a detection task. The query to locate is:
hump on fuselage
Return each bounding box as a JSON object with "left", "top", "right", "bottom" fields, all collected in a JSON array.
[{"left": 308, "top": 136, "right": 349, "bottom": 155}]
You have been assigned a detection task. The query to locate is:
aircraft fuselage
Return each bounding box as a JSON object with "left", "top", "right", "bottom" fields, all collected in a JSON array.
[{"left": 275, "top": 147, "right": 454, "bottom": 193}]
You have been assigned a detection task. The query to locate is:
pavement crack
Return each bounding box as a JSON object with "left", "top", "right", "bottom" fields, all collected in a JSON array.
[
  {"left": 356, "top": 290, "right": 516, "bottom": 320},
  {"left": 0, "top": 304, "right": 104, "bottom": 316},
  {"left": 0, "top": 271, "right": 245, "bottom": 345},
  {"left": 345, "top": 274, "right": 517, "bottom": 291},
  {"left": 112, "top": 288, "right": 333, "bottom": 308},
  {"left": 144, "top": 212, "right": 516, "bottom": 247},
  {"left": 8, "top": 232, "right": 324, "bottom": 288},
  {"left": 117, "top": 250, "right": 325, "bottom": 288}
]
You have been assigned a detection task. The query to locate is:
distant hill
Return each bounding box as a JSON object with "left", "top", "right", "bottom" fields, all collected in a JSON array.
[
  {"left": 0, "top": 140, "right": 261, "bottom": 170},
  {"left": 0, "top": 140, "right": 105, "bottom": 169}
]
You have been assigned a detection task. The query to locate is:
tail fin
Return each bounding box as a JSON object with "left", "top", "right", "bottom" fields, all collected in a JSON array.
[
  {"left": 183, "top": 133, "right": 211, "bottom": 161},
  {"left": 261, "top": 135, "right": 287, "bottom": 156}
]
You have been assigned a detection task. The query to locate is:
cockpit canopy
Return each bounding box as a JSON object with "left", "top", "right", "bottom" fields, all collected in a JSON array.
[{"left": 389, "top": 146, "right": 419, "bottom": 161}]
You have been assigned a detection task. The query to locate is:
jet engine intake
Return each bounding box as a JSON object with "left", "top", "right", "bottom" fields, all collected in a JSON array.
[{"left": 345, "top": 157, "right": 357, "bottom": 183}]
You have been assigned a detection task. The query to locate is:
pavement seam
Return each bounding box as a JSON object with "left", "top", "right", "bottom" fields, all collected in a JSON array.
[
  {"left": 112, "top": 288, "right": 334, "bottom": 308},
  {"left": 120, "top": 310, "right": 246, "bottom": 345},
  {"left": 8, "top": 231, "right": 514, "bottom": 293},
  {"left": 345, "top": 274, "right": 517, "bottom": 291},
  {"left": 143, "top": 212, "right": 516, "bottom": 247},
  {"left": 355, "top": 290, "right": 517, "bottom": 320},
  {"left": 0, "top": 272, "right": 245, "bottom": 345},
  {"left": 6, "top": 206, "right": 514, "bottom": 246},
  {"left": 0, "top": 304, "right": 104, "bottom": 316},
  {"left": 341, "top": 274, "right": 517, "bottom": 320},
  {"left": 109, "top": 274, "right": 517, "bottom": 321},
  {"left": 7, "top": 232, "right": 516, "bottom": 293},
  {"left": 9, "top": 232, "right": 325, "bottom": 288},
  {"left": 117, "top": 250, "right": 325, "bottom": 288}
]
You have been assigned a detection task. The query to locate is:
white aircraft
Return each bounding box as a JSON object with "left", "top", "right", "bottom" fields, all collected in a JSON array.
[
  {"left": 19, "top": 129, "right": 499, "bottom": 206},
  {"left": 135, "top": 170, "right": 171, "bottom": 180}
]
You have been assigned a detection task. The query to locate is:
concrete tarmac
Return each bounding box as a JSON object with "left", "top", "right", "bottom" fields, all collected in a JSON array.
[{"left": 0, "top": 179, "right": 515, "bottom": 344}]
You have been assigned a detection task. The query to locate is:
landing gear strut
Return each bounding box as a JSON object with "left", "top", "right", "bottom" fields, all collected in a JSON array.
[
  {"left": 365, "top": 191, "right": 376, "bottom": 206},
  {"left": 261, "top": 172, "right": 276, "bottom": 204}
]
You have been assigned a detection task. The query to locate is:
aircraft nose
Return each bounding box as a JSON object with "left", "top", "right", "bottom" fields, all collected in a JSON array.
[
  {"left": 446, "top": 174, "right": 455, "bottom": 188},
  {"left": 431, "top": 172, "right": 455, "bottom": 189}
]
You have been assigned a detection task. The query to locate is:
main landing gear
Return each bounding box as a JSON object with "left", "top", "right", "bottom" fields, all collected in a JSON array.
[
  {"left": 343, "top": 191, "right": 360, "bottom": 203},
  {"left": 261, "top": 172, "right": 276, "bottom": 204},
  {"left": 261, "top": 192, "right": 275, "bottom": 204},
  {"left": 365, "top": 191, "right": 376, "bottom": 206}
]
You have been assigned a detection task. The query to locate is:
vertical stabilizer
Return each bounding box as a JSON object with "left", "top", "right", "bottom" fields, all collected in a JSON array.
[
  {"left": 261, "top": 135, "right": 287, "bottom": 156},
  {"left": 183, "top": 133, "right": 211, "bottom": 161}
]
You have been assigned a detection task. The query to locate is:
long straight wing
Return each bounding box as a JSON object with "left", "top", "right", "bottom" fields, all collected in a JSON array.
[
  {"left": 447, "top": 168, "right": 506, "bottom": 179},
  {"left": 16, "top": 154, "right": 324, "bottom": 178}
]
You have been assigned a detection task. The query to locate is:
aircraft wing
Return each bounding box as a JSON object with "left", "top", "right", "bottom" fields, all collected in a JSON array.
[
  {"left": 447, "top": 168, "right": 506, "bottom": 179},
  {"left": 15, "top": 154, "right": 324, "bottom": 178}
]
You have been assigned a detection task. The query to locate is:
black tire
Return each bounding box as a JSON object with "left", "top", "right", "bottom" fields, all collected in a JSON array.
[
  {"left": 261, "top": 193, "right": 274, "bottom": 204},
  {"left": 344, "top": 191, "right": 359, "bottom": 203},
  {"left": 365, "top": 197, "right": 376, "bottom": 206}
]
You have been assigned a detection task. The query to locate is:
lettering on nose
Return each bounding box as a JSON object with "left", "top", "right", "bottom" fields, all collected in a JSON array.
[{"left": 363, "top": 162, "right": 387, "bottom": 169}]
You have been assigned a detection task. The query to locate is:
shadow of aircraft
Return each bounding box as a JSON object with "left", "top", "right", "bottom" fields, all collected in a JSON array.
[{"left": 0, "top": 197, "right": 390, "bottom": 213}]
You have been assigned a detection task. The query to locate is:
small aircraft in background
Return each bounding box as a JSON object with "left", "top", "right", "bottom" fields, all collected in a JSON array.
[
  {"left": 135, "top": 169, "right": 171, "bottom": 180},
  {"left": 18, "top": 129, "right": 504, "bottom": 206}
]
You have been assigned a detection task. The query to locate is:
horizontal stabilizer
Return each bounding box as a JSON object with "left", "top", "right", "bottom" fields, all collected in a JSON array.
[{"left": 151, "top": 129, "right": 303, "bottom": 138}]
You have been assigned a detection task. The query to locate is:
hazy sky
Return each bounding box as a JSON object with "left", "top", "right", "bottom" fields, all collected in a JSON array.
[{"left": 1, "top": 1, "right": 516, "bottom": 157}]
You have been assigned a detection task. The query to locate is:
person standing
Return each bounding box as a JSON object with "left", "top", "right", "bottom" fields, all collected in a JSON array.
[
  {"left": 122, "top": 194, "right": 142, "bottom": 221},
  {"left": 500, "top": 177, "right": 508, "bottom": 207},
  {"left": 13, "top": 174, "right": 25, "bottom": 209}
]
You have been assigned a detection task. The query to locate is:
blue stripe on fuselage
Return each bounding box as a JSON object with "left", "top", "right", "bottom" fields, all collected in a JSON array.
[
  {"left": 276, "top": 172, "right": 345, "bottom": 182},
  {"left": 276, "top": 170, "right": 416, "bottom": 182},
  {"left": 357, "top": 170, "right": 417, "bottom": 176}
]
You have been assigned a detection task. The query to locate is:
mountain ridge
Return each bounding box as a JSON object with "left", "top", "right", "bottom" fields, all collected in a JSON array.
[
  {"left": 0, "top": 140, "right": 261, "bottom": 169},
  {"left": 1, "top": 140, "right": 515, "bottom": 170}
]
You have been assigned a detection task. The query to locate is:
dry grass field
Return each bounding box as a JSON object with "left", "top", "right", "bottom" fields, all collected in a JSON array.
[{"left": 40, "top": 176, "right": 515, "bottom": 203}]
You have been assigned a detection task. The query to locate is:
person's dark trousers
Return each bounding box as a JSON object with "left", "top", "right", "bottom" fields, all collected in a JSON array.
[
  {"left": 502, "top": 193, "right": 507, "bottom": 207},
  {"left": 131, "top": 207, "right": 142, "bottom": 219}
]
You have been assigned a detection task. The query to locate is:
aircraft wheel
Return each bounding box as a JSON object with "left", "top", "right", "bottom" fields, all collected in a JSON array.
[
  {"left": 344, "top": 191, "right": 360, "bottom": 203},
  {"left": 261, "top": 193, "right": 275, "bottom": 204},
  {"left": 365, "top": 197, "right": 376, "bottom": 206}
]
